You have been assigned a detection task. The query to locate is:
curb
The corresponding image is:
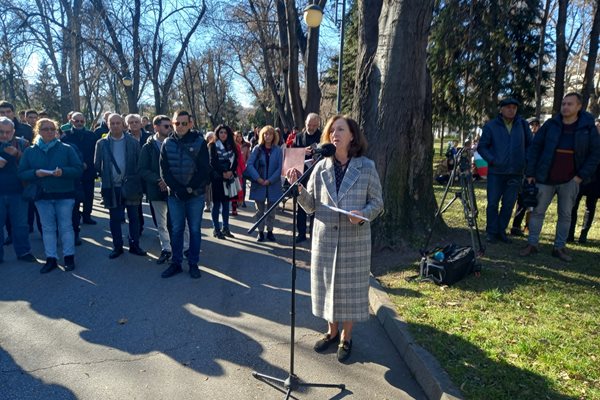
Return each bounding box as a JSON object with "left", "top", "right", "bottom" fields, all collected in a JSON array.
[{"left": 369, "top": 276, "right": 463, "bottom": 400}]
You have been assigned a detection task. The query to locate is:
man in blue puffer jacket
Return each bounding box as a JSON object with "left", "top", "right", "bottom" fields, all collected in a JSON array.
[
  {"left": 478, "top": 97, "right": 533, "bottom": 244},
  {"left": 520, "top": 92, "right": 600, "bottom": 262}
]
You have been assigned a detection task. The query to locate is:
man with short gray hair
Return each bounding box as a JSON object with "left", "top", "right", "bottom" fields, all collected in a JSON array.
[{"left": 0, "top": 117, "right": 36, "bottom": 263}]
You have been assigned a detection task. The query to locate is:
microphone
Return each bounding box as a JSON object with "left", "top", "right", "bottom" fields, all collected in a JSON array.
[{"left": 313, "top": 143, "right": 336, "bottom": 157}]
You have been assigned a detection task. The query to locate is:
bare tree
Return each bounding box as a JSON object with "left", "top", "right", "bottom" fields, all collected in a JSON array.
[
  {"left": 553, "top": 0, "right": 569, "bottom": 114},
  {"left": 581, "top": 0, "right": 600, "bottom": 110}
]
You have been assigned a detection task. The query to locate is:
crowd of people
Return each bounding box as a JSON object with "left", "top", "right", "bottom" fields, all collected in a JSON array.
[
  {"left": 475, "top": 92, "right": 600, "bottom": 262},
  {"left": 1, "top": 101, "right": 385, "bottom": 362}
]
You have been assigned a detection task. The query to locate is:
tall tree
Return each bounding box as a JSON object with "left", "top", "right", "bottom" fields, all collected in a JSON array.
[
  {"left": 553, "top": 0, "right": 569, "bottom": 114},
  {"left": 354, "top": 0, "right": 436, "bottom": 247},
  {"left": 581, "top": 0, "right": 600, "bottom": 110}
]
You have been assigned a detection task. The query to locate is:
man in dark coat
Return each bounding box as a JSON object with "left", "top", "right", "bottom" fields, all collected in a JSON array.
[
  {"left": 139, "top": 115, "right": 172, "bottom": 265},
  {"left": 478, "top": 98, "right": 532, "bottom": 244},
  {"left": 520, "top": 92, "right": 600, "bottom": 261},
  {"left": 94, "top": 113, "right": 147, "bottom": 259},
  {"left": 61, "top": 112, "right": 100, "bottom": 226},
  {"left": 159, "top": 110, "right": 210, "bottom": 279},
  {"left": 0, "top": 101, "right": 33, "bottom": 143},
  {"left": 292, "top": 112, "right": 322, "bottom": 243}
]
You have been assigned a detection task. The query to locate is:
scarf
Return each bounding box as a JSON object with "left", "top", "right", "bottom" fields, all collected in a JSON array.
[
  {"left": 215, "top": 140, "right": 234, "bottom": 169},
  {"left": 35, "top": 137, "right": 59, "bottom": 153}
]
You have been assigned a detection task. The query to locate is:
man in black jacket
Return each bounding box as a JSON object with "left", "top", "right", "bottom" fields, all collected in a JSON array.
[
  {"left": 159, "top": 111, "right": 210, "bottom": 279},
  {"left": 292, "top": 112, "right": 321, "bottom": 243},
  {"left": 62, "top": 112, "right": 99, "bottom": 226},
  {"left": 520, "top": 93, "right": 600, "bottom": 261},
  {"left": 139, "top": 115, "right": 172, "bottom": 265}
]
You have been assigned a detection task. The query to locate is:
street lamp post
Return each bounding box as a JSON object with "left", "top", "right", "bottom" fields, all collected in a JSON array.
[{"left": 303, "top": 1, "right": 346, "bottom": 115}]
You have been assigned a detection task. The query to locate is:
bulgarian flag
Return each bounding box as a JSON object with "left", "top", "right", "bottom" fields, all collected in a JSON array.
[{"left": 473, "top": 151, "right": 488, "bottom": 178}]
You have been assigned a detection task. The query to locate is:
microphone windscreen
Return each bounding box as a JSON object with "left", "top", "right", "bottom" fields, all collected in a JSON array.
[{"left": 319, "top": 143, "right": 336, "bottom": 157}]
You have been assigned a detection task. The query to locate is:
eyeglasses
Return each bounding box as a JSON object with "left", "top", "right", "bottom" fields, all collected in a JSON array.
[
  {"left": 39, "top": 127, "right": 56, "bottom": 132},
  {"left": 173, "top": 121, "right": 189, "bottom": 127}
]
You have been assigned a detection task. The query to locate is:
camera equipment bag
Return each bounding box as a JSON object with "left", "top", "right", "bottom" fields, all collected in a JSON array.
[{"left": 419, "top": 244, "right": 476, "bottom": 285}]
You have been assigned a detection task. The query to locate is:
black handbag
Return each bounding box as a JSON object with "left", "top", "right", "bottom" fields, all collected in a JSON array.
[
  {"left": 22, "top": 182, "right": 42, "bottom": 202},
  {"left": 105, "top": 142, "right": 143, "bottom": 202}
]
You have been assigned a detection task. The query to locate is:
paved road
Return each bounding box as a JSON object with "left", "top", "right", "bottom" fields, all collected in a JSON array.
[{"left": 0, "top": 195, "right": 425, "bottom": 400}]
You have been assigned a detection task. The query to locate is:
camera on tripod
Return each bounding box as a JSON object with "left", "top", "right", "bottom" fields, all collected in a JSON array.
[{"left": 521, "top": 181, "right": 539, "bottom": 210}]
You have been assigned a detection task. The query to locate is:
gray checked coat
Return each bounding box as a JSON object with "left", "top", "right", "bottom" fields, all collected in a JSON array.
[{"left": 298, "top": 156, "right": 384, "bottom": 322}]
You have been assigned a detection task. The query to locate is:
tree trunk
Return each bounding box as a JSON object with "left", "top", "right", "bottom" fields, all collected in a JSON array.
[
  {"left": 285, "top": 0, "right": 305, "bottom": 128},
  {"left": 535, "top": 0, "right": 552, "bottom": 119},
  {"left": 581, "top": 0, "right": 600, "bottom": 110},
  {"left": 354, "top": 0, "right": 436, "bottom": 248},
  {"left": 303, "top": 0, "right": 327, "bottom": 115},
  {"left": 553, "top": 0, "right": 569, "bottom": 115}
]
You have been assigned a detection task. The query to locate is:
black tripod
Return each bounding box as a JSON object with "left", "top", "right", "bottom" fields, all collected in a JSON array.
[
  {"left": 248, "top": 154, "right": 345, "bottom": 399},
  {"left": 422, "top": 147, "right": 485, "bottom": 264}
]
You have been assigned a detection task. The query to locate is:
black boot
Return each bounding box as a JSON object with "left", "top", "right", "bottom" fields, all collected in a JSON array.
[
  {"left": 213, "top": 229, "right": 225, "bottom": 239},
  {"left": 579, "top": 229, "right": 589, "bottom": 244},
  {"left": 64, "top": 255, "right": 75, "bottom": 271},
  {"left": 40, "top": 257, "right": 58, "bottom": 274}
]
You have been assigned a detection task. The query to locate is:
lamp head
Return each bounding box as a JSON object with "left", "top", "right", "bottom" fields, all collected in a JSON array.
[{"left": 303, "top": 4, "right": 323, "bottom": 28}]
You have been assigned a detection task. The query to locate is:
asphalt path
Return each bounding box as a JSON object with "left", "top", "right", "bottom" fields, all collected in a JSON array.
[{"left": 0, "top": 193, "right": 425, "bottom": 400}]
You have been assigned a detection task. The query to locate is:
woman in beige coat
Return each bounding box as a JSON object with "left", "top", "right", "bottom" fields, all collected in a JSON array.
[{"left": 286, "top": 115, "right": 384, "bottom": 362}]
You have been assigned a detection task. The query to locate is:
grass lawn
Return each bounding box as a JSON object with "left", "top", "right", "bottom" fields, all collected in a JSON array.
[{"left": 377, "top": 179, "right": 600, "bottom": 400}]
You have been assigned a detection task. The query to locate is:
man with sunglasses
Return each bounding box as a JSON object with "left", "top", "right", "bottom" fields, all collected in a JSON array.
[
  {"left": 159, "top": 111, "right": 210, "bottom": 279},
  {"left": 61, "top": 112, "right": 99, "bottom": 230},
  {"left": 139, "top": 115, "right": 173, "bottom": 265}
]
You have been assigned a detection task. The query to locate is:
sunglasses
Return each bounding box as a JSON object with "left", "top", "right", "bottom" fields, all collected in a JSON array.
[
  {"left": 160, "top": 124, "right": 173, "bottom": 129},
  {"left": 173, "top": 121, "right": 189, "bottom": 127}
]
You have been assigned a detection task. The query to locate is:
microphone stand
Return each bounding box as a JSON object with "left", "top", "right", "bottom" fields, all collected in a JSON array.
[{"left": 248, "top": 152, "right": 345, "bottom": 399}]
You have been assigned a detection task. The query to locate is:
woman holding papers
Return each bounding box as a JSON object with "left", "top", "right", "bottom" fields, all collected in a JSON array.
[
  {"left": 245, "top": 125, "right": 283, "bottom": 242},
  {"left": 285, "top": 115, "right": 384, "bottom": 362},
  {"left": 18, "top": 119, "right": 83, "bottom": 273}
]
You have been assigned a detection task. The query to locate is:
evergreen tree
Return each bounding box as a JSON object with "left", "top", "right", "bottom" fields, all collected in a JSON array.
[{"left": 30, "top": 61, "right": 61, "bottom": 120}]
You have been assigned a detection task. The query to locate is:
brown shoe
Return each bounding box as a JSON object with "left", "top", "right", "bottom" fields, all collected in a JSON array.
[
  {"left": 519, "top": 244, "right": 538, "bottom": 257},
  {"left": 552, "top": 247, "right": 572, "bottom": 262}
]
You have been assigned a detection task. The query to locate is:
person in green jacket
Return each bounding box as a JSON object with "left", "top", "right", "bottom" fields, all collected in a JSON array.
[{"left": 18, "top": 118, "right": 83, "bottom": 273}]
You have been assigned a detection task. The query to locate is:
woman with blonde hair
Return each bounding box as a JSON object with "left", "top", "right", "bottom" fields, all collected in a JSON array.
[
  {"left": 285, "top": 115, "right": 383, "bottom": 362},
  {"left": 245, "top": 125, "right": 283, "bottom": 241},
  {"left": 18, "top": 118, "right": 83, "bottom": 273}
]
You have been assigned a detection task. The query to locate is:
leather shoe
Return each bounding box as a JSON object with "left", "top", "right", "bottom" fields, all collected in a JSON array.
[
  {"left": 314, "top": 332, "right": 339, "bottom": 353},
  {"left": 486, "top": 233, "right": 497, "bottom": 244},
  {"left": 519, "top": 244, "right": 538, "bottom": 257},
  {"left": 157, "top": 250, "right": 171, "bottom": 264},
  {"left": 109, "top": 248, "right": 124, "bottom": 259},
  {"left": 266, "top": 231, "right": 276, "bottom": 242},
  {"left": 161, "top": 262, "right": 182, "bottom": 278},
  {"left": 17, "top": 253, "right": 38, "bottom": 263},
  {"left": 40, "top": 257, "right": 58, "bottom": 274},
  {"left": 337, "top": 340, "right": 353, "bottom": 362},
  {"left": 497, "top": 232, "right": 512, "bottom": 244},
  {"left": 296, "top": 234, "right": 307, "bottom": 243},
  {"left": 256, "top": 231, "right": 265, "bottom": 242},
  {"left": 189, "top": 264, "right": 201, "bottom": 279},
  {"left": 510, "top": 227, "right": 524, "bottom": 237},
  {"left": 64, "top": 255, "right": 75, "bottom": 271},
  {"left": 129, "top": 245, "right": 147, "bottom": 256},
  {"left": 552, "top": 247, "right": 573, "bottom": 262}
]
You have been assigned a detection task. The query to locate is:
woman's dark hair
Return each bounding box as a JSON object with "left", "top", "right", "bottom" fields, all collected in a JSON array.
[
  {"left": 214, "top": 124, "right": 235, "bottom": 150},
  {"left": 321, "top": 115, "right": 368, "bottom": 158}
]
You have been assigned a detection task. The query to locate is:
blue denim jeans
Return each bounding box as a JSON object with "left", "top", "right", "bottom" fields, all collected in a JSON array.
[
  {"left": 35, "top": 198, "right": 76, "bottom": 259},
  {"left": 485, "top": 173, "right": 521, "bottom": 235},
  {"left": 211, "top": 200, "right": 230, "bottom": 230},
  {"left": 108, "top": 190, "right": 140, "bottom": 250},
  {"left": 0, "top": 194, "right": 31, "bottom": 260},
  {"left": 168, "top": 194, "right": 204, "bottom": 266},
  {"left": 528, "top": 179, "right": 580, "bottom": 249}
]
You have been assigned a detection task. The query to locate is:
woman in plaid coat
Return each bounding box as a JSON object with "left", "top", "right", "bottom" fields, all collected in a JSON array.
[{"left": 286, "top": 115, "right": 384, "bottom": 362}]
